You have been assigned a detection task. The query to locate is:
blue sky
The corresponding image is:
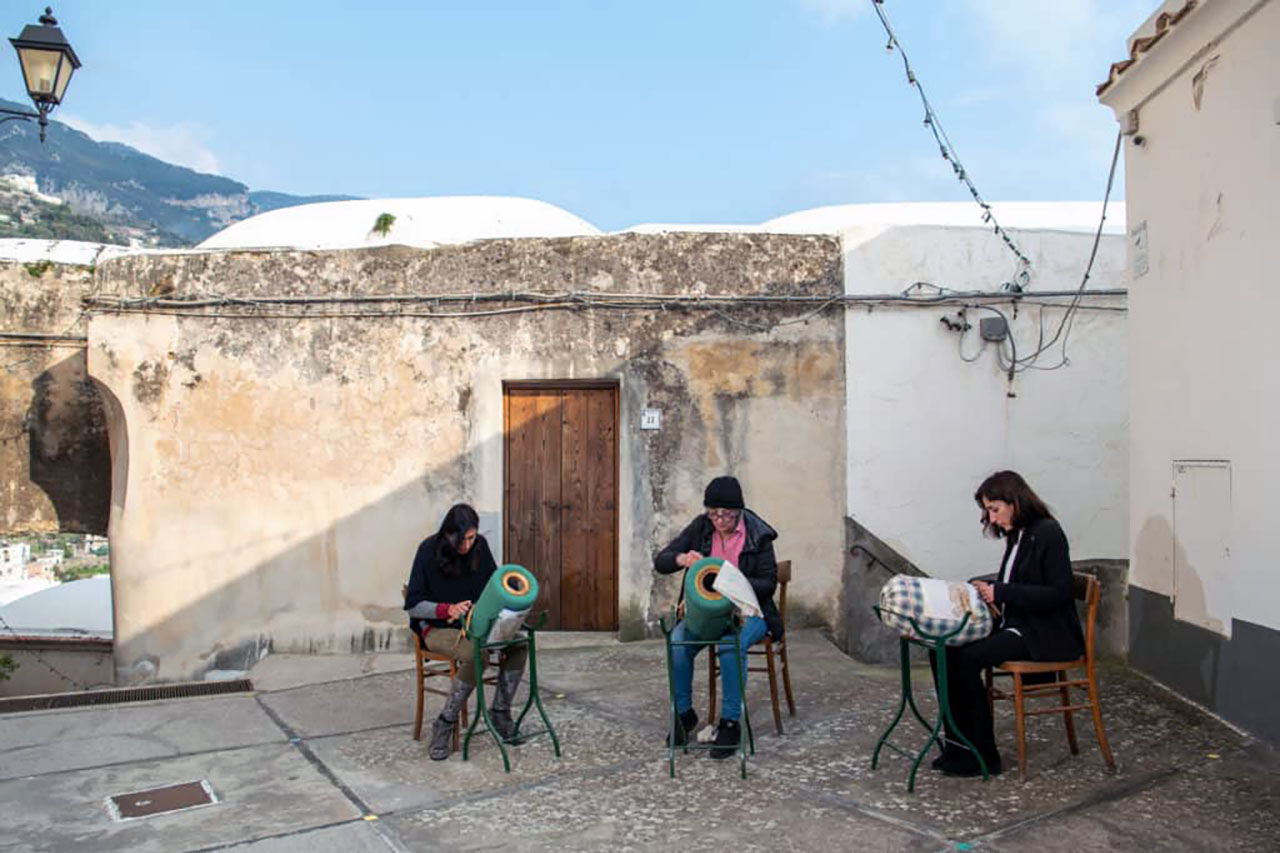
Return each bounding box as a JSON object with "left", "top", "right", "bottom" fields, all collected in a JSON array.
[{"left": 8, "top": 1, "right": 1154, "bottom": 231}]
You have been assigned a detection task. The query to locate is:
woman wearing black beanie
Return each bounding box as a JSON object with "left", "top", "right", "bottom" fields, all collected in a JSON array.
[{"left": 654, "top": 476, "right": 780, "bottom": 759}]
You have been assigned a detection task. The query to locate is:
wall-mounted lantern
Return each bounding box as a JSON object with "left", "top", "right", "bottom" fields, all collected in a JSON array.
[{"left": 3, "top": 7, "right": 81, "bottom": 143}]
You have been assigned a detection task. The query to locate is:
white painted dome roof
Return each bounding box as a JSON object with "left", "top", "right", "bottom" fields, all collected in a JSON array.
[
  {"left": 761, "top": 201, "right": 1125, "bottom": 235},
  {"left": 199, "top": 196, "right": 602, "bottom": 251},
  {"left": 0, "top": 575, "right": 112, "bottom": 637}
]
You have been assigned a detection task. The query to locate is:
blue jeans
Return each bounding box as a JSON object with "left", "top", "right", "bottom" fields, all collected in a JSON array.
[{"left": 670, "top": 615, "right": 767, "bottom": 721}]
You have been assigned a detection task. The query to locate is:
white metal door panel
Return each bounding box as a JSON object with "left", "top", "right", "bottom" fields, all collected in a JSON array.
[{"left": 1172, "top": 460, "right": 1232, "bottom": 638}]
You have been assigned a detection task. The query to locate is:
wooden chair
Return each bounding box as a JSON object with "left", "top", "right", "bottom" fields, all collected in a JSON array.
[
  {"left": 984, "top": 572, "right": 1117, "bottom": 780},
  {"left": 403, "top": 585, "right": 497, "bottom": 748},
  {"left": 708, "top": 559, "right": 797, "bottom": 734}
]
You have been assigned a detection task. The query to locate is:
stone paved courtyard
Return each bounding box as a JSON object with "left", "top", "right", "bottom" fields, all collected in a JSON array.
[{"left": 1, "top": 630, "right": 1277, "bottom": 851}]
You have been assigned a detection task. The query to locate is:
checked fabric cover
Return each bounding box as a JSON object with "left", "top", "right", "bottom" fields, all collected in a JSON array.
[{"left": 877, "top": 575, "right": 993, "bottom": 646}]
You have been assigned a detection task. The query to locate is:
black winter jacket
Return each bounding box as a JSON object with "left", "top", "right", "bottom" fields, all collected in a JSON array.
[
  {"left": 992, "top": 518, "right": 1085, "bottom": 662},
  {"left": 654, "top": 510, "right": 783, "bottom": 639},
  {"left": 404, "top": 534, "right": 498, "bottom": 635}
]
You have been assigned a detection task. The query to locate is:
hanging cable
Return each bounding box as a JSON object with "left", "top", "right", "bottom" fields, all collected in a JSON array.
[
  {"left": 1006, "top": 130, "right": 1124, "bottom": 373},
  {"left": 870, "top": 0, "right": 1032, "bottom": 273}
]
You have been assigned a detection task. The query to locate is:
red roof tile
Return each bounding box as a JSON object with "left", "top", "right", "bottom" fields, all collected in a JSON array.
[{"left": 1096, "top": 0, "right": 1198, "bottom": 96}]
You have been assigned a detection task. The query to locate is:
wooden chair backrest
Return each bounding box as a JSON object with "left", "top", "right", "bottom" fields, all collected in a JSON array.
[
  {"left": 776, "top": 560, "right": 791, "bottom": 624},
  {"left": 1073, "top": 572, "right": 1101, "bottom": 666}
]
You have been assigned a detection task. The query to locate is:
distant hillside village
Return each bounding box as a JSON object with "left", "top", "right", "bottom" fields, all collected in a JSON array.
[{"left": 0, "top": 533, "right": 109, "bottom": 599}]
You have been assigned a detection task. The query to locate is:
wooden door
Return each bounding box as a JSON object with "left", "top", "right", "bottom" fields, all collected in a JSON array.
[{"left": 503, "top": 383, "right": 618, "bottom": 630}]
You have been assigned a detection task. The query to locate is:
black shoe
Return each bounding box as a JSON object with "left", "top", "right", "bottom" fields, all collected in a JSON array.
[
  {"left": 931, "top": 746, "right": 961, "bottom": 770},
  {"left": 710, "top": 719, "right": 741, "bottom": 760},
  {"left": 667, "top": 709, "right": 698, "bottom": 747},
  {"left": 940, "top": 751, "right": 1003, "bottom": 778}
]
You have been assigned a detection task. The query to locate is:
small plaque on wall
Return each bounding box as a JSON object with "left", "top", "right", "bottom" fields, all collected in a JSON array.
[{"left": 640, "top": 408, "right": 662, "bottom": 430}]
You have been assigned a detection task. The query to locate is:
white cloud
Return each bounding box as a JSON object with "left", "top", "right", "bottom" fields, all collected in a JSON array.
[
  {"left": 58, "top": 114, "right": 224, "bottom": 175},
  {"left": 960, "top": 0, "right": 1151, "bottom": 93},
  {"left": 796, "top": 0, "right": 870, "bottom": 26}
]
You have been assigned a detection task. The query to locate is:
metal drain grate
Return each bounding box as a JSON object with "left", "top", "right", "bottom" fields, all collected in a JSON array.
[
  {"left": 0, "top": 679, "right": 253, "bottom": 714},
  {"left": 106, "top": 780, "right": 218, "bottom": 821}
]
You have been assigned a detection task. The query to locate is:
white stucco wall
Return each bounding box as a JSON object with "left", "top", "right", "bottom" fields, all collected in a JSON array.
[
  {"left": 1101, "top": 0, "right": 1280, "bottom": 634},
  {"left": 841, "top": 224, "right": 1129, "bottom": 580}
]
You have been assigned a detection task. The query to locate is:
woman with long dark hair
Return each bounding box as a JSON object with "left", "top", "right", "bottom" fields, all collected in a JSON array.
[
  {"left": 931, "top": 471, "right": 1085, "bottom": 777},
  {"left": 404, "top": 503, "right": 528, "bottom": 760}
]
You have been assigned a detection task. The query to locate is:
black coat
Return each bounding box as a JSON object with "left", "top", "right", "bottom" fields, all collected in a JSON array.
[
  {"left": 654, "top": 510, "right": 783, "bottom": 639},
  {"left": 992, "top": 518, "right": 1085, "bottom": 662}
]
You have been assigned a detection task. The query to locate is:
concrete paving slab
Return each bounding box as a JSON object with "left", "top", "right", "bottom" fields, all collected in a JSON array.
[
  {"left": 0, "top": 695, "right": 284, "bottom": 781},
  {"left": 306, "top": 698, "right": 654, "bottom": 814},
  {"left": 221, "top": 820, "right": 397, "bottom": 852},
  {"left": 5, "top": 630, "right": 1277, "bottom": 852},
  {"left": 0, "top": 743, "right": 361, "bottom": 853},
  {"left": 749, "top": 664, "right": 1253, "bottom": 841},
  {"left": 979, "top": 747, "right": 1280, "bottom": 852},
  {"left": 257, "top": 670, "right": 417, "bottom": 738},
  {"left": 383, "top": 755, "right": 945, "bottom": 853},
  {"left": 250, "top": 653, "right": 415, "bottom": 693}
]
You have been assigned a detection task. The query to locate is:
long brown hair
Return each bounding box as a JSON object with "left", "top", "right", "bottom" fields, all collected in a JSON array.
[{"left": 973, "top": 471, "right": 1053, "bottom": 538}]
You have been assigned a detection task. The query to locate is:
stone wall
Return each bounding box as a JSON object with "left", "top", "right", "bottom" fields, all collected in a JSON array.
[
  {"left": 0, "top": 260, "right": 110, "bottom": 534},
  {"left": 88, "top": 234, "right": 848, "bottom": 681}
]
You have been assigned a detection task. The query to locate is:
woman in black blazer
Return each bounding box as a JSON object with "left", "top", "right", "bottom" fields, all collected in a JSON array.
[{"left": 931, "top": 470, "right": 1085, "bottom": 777}]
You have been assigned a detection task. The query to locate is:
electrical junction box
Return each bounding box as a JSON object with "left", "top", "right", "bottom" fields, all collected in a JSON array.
[{"left": 979, "top": 316, "right": 1008, "bottom": 342}]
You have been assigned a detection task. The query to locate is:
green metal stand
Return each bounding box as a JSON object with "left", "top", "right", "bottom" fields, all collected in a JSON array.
[
  {"left": 461, "top": 612, "right": 561, "bottom": 772},
  {"left": 869, "top": 606, "right": 989, "bottom": 792},
  {"left": 660, "top": 613, "right": 755, "bottom": 779}
]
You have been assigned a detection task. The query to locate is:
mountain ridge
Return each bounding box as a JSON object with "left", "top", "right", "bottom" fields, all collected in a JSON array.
[{"left": 0, "top": 98, "right": 358, "bottom": 246}]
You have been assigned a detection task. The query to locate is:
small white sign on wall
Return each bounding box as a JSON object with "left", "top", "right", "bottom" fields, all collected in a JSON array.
[{"left": 640, "top": 408, "right": 662, "bottom": 430}]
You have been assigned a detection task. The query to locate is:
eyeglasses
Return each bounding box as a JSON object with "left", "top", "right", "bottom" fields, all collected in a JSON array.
[{"left": 706, "top": 509, "right": 740, "bottom": 521}]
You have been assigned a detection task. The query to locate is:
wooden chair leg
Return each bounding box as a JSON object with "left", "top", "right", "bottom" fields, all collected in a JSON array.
[
  {"left": 450, "top": 659, "right": 464, "bottom": 751},
  {"left": 1059, "top": 670, "right": 1079, "bottom": 754},
  {"left": 708, "top": 650, "right": 719, "bottom": 722},
  {"left": 1087, "top": 666, "right": 1117, "bottom": 772},
  {"left": 764, "top": 641, "right": 783, "bottom": 735},
  {"left": 1014, "top": 674, "right": 1028, "bottom": 781},
  {"left": 779, "top": 641, "right": 796, "bottom": 716},
  {"left": 413, "top": 652, "right": 426, "bottom": 741}
]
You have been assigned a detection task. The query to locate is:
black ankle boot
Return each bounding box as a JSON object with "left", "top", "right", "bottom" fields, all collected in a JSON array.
[
  {"left": 667, "top": 708, "right": 698, "bottom": 747},
  {"left": 710, "top": 718, "right": 740, "bottom": 759}
]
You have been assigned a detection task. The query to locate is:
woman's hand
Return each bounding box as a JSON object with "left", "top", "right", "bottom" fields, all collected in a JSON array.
[
  {"left": 676, "top": 550, "right": 704, "bottom": 568},
  {"left": 447, "top": 600, "right": 472, "bottom": 622},
  {"left": 972, "top": 580, "right": 996, "bottom": 605}
]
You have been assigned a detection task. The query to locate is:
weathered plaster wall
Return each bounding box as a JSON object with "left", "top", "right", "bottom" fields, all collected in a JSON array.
[
  {"left": 0, "top": 260, "right": 111, "bottom": 534},
  {"left": 88, "top": 234, "right": 846, "bottom": 681},
  {"left": 838, "top": 224, "right": 1129, "bottom": 659},
  {"left": 1100, "top": 0, "right": 1280, "bottom": 744},
  {"left": 0, "top": 637, "right": 115, "bottom": 696},
  {"left": 1102, "top": 0, "right": 1280, "bottom": 634}
]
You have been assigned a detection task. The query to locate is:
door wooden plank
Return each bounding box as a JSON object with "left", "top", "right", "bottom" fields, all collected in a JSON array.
[
  {"left": 560, "top": 390, "right": 591, "bottom": 629},
  {"left": 503, "top": 391, "right": 537, "bottom": 569},
  {"left": 533, "top": 390, "right": 564, "bottom": 628},
  {"left": 590, "top": 388, "right": 619, "bottom": 629}
]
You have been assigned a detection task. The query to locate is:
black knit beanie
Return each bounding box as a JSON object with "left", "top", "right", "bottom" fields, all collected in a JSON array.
[{"left": 703, "top": 476, "right": 744, "bottom": 509}]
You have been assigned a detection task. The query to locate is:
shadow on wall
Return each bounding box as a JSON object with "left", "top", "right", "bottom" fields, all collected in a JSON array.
[
  {"left": 1130, "top": 514, "right": 1219, "bottom": 706},
  {"left": 108, "top": 384, "right": 661, "bottom": 684},
  {"left": 24, "top": 352, "right": 112, "bottom": 533}
]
